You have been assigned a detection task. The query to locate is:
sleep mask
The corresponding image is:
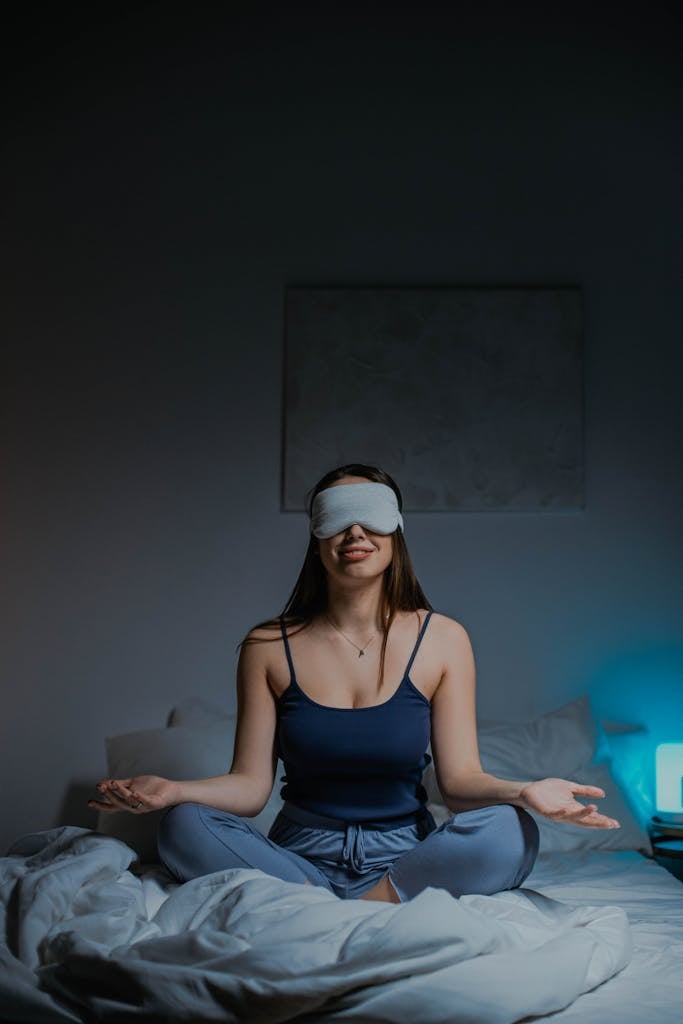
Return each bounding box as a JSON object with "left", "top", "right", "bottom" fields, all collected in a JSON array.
[{"left": 310, "top": 482, "right": 404, "bottom": 539}]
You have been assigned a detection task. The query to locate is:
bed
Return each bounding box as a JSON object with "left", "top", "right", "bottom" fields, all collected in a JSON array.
[{"left": 2, "top": 695, "right": 681, "bottom": 1023}]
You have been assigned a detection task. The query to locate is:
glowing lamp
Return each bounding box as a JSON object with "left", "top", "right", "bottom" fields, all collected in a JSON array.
[{"left": 655, "top": 743, "right": 683, "bottom": 821}]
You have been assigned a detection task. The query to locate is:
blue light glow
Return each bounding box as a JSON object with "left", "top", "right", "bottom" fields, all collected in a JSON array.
[
  {"left": 656, "top": 743, "right": 683, "bottom": 814},
  {"left": 586, "top": 646, "right": 683, "bottom": 825}
]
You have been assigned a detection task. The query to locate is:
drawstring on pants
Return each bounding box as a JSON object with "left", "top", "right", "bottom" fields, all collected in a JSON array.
[{"left": 342, "top": 823, "right": 366, "bottom": 873}]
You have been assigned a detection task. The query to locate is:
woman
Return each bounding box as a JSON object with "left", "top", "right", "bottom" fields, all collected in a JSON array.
[{"left": 91, "top": 464, "right": 619, "bottom": 902}]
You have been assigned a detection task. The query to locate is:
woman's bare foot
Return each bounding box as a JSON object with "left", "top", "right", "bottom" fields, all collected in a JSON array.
[{"left": 359, "top": 875, "right": 401, "bottom": 903}]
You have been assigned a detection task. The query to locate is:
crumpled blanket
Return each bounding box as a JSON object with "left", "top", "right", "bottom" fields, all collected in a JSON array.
[{"left": 0, "top": 827, "right": 631, "bottom": 1023}]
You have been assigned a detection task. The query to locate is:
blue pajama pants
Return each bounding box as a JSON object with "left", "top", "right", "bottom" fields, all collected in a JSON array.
[{"left": 157, "top": 801, "right": 539, "bottom": 901}]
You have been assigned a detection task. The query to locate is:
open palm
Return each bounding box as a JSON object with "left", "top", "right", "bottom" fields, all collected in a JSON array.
[
  {"left": 520, "top": 777, "right": 620, "bottom": 829},
  {"left": 89, "top": 775, "right": 181, "bottom": 814}
]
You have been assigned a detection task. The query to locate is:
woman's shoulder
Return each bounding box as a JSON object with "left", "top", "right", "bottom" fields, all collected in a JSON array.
[
  {"left": 244, "top": 617, "right": 311, "bottom": 642},
  {"left": 424, "top": 610, "right": 472, "bottom": 648},
  {"left": 237, "top": 621, "right": 283, "bottom": 669},
  {"left": 244, "top": 620, "right": 283, "bottom": 643}
]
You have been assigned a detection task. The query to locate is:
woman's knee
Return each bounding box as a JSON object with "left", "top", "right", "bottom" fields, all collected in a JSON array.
[
  {"left": 156, "top": 803, "right": 245, "bottom": 878},
  {"left": 158, "top": 802, "right": 199, "bottom": 848},
  {"left": 479, "top": 804, "right": 539, "bottom": 889},
  {"left": 159, "top": 803, "right": 244, "bottom": 839},
  {"left": 157, "top": 802, "right": 201, "bottom": 872},
  {"left": 451, "top": 803, "right": 537, "bottom": 842},
  {"left": 445, "top": 803, "right": 539, "bottom": 892},
  {"left": 512, "top": 806, "right": 540, "bottom": 886}
]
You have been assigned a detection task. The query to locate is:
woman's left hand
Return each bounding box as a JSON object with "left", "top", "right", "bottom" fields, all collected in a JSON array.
[{"left": 520, "top": 777, "right": 620, "bottom": 829}]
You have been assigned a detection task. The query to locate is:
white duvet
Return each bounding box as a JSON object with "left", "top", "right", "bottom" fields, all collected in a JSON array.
[{"left": 0, "top": 827, "right": 631, "bottom": 1024}]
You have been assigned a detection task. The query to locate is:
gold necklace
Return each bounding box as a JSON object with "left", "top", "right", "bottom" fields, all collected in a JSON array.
[{"left": 326, "top": 615, "right": 376, "bottom": 658}]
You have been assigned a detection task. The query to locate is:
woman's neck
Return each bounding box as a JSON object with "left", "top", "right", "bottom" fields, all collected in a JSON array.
[{"left": 325, "top": 580, "right": 386, "bottom": 633}]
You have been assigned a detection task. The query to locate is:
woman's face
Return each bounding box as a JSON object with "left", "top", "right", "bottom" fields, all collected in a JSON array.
[{"left": 316, "top": 476, "right": 395, "bottom": 581}]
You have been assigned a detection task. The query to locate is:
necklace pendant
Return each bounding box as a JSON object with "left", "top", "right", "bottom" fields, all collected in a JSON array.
[{"left": 358, "top": 650, "right": 364, "bottom": 657}]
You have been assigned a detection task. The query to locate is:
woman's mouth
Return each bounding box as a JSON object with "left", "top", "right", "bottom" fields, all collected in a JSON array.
[{"left": 339, "top": 547, "right": 374, "bottom": 561}]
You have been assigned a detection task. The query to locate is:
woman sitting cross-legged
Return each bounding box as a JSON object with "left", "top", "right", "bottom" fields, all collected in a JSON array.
[{"left": 91, "top": 463, "right": 620, "bottom": 902}]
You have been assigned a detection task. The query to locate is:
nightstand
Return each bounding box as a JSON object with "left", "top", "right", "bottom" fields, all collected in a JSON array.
[{"left": 649, "top": 817, "right": 683, "bottom": 882}]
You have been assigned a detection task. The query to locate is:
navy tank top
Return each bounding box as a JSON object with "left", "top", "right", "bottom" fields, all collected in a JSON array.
[{"left": 276, "top": 612, "right": 433, "bottom": 823}]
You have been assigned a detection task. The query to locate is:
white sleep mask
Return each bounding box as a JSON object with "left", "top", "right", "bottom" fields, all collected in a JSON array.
[{"left": 310, "top": 482, "right": 404, "bottom": 539}]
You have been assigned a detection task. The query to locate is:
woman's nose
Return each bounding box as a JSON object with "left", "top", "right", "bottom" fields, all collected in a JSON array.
[{"left": 344, "top": 523, "right": 366, "bottom": 537}]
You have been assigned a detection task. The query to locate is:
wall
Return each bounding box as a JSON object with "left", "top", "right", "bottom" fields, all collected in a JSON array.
[{"left": 2, "top": 4, "right": 681, "bottom": 854}]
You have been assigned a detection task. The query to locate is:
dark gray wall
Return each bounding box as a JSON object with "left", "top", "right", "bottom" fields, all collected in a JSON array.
[{"left": 2, "top": 4, "right": 681, "bottom": 854}]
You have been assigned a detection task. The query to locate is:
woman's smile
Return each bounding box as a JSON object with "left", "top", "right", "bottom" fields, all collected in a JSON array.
[{"left": 339, "top": 546, "right": 375, "bottom": 561}]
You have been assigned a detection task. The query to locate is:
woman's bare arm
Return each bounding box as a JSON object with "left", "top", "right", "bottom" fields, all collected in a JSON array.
[
  {"left": 429, "top": 617, "right": 527, "bottom": 810},
  {"left": 429, "top": 618, "right": 619, "bottom": 829},
  {"left": 90, "top": 632, "right": 278, "bottom": 817}
]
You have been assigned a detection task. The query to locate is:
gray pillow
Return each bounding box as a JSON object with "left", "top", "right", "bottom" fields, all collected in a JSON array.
[
  {"left": 423, "top": 696, "right": 597, "bottom": 807},
  {"left": 427, "top": 761, "right": 652, "bottom": 853},
  {"left": 98, "top": 719, "right": 237, "bottom": 863},
  {"left": 424, "top": 695, "right": 652, "bottom": 853},
  {"left": 98, "top": 715, "right": 286, "bottom": 863},
  {"left": 477, "top": 695, "right": 597, "bottom": 781}
]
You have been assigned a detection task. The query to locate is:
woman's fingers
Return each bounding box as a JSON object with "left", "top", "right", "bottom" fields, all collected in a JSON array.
[
  {"left": 544, "top": 802, "right": 593, "bottom": 822},
  {"left": 89, "top": 774, "right": 174, "bottom": 814},
  {"left": 579, "top": 812, "right": 620, "bottom": 828},
  {"left": 128, "top": 789, "right": 150, "bottom": 812},
  {"left": 524, "top": 778, "right": 620, "bottom": 829},
  {"left": 560, "top": 803, "right": 620, "bottom": 829},
  {"left": 88, "top": 799, "right": 114, "bottom": 812},
  {"left": 88, "top": 779, "right": 146, "bottom": 813},
  {"left": 104, "top": 781, "right": 130, "bottom": 804},
  {"left": 545, "top": 792, "right": 619, "bottom": 829},
  {"left": 571, "top": 784, "right": 606, "bottom": 799},
  {"left": 566, "top": 802, "right": 597, "bottom": 819},
  {"left": 568, "top": 784, "right": 619, "bottom": 827}
]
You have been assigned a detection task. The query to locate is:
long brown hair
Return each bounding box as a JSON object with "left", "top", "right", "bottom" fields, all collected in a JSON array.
[{"left": 244, "top": 464, "right": 433, "bottom": 689}]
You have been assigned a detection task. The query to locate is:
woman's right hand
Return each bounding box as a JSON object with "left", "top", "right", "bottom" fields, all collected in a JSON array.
[{"left": 88, "top": 775, "right": 182, "bottom": 814}]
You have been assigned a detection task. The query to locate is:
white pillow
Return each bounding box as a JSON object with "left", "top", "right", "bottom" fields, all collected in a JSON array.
[
  {"left": 477, "top": 695, "right": 597, "bottom": 780},
  {"left": 98, "top": 720, "right": 236, "bottom": 863},
  {"left": 427, "top": 761, "right": 651, "bottom": 853},
  {"left": 425, "top": 696, "right": 652, "bottom": 853},
  {"left": 422, "top": 695, "right": 597, "bottom": 807},
  {"left": 98, "top": 717, "right": 285, "bottom": 863}
]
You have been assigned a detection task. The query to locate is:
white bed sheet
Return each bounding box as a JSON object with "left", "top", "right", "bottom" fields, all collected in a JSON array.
[
  {"left": 1, "top": 828, "right": 680, "bottom": 1023},
  {"left": 524, "top": 850, "right": 683, "bottom": 1022}
]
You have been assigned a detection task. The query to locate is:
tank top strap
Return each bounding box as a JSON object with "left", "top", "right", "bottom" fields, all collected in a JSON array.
[
  {"left": 279, "top": 617, "right": 297, "bottom": 684},
  {"left": 404, "top": 610, "right": 434, "bottom": 678}
]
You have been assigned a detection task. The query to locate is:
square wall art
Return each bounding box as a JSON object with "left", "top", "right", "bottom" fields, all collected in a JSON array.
[{"left": 283, "top": 287, "right": 583, "bottom": 512}]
